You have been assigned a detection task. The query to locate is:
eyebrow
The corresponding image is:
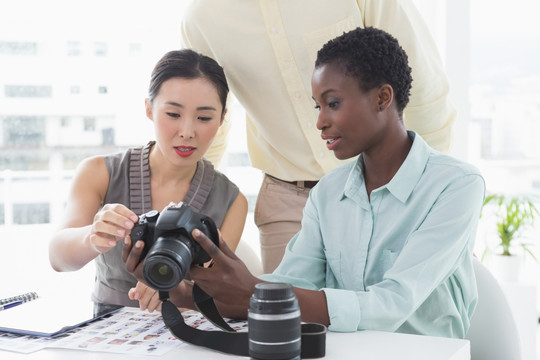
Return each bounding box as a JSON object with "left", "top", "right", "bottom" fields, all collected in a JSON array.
[
  {"left": 312, "top": 89, "right": 337, "bottom": 102},
  {"left": 320, "top": 89, "right": 337, "bottom": 97},
  {"left": 165, "top": 101, "right": 218, "bottom": 111}
]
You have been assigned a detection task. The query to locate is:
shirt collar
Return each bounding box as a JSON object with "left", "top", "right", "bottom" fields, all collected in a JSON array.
[{"left": 343, "top": 131, "right": 431, "bottom": 204}]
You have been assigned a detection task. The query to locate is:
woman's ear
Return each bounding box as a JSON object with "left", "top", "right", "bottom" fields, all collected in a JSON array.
[
  {"left": 377, "top": 84, "right": 393, "bottom": 112},
  {"left": 145, "top": 98, "right": 153, "bottom": 120}
]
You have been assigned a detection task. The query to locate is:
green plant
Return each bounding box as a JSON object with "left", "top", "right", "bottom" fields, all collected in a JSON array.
[{"left": 481, "top": 194, "right": 539, "bottom": 261}]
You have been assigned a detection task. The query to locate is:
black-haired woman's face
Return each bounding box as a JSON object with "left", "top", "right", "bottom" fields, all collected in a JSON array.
[
  {"left": 146, "top": 77, "right": 224, "bottom": 167},
  {"left": 311, "top": 63, "right": 387, "bottom": 160}
]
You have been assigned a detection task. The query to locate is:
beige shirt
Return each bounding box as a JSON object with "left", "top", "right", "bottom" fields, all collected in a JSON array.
[{"left": 181, "top": 0, "right": 455, "bottom": 181}]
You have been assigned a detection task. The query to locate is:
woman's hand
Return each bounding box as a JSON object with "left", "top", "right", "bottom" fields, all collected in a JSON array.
[
  {"left": 189, "top": 229, "right": 262, "bottom": 316},
  {"left": 122, "top": 232, "right": 146, "bottom": 282},
  {"left": 88, "top": 203, "right": 138, "bottom": 254},
  {"left": 129, "top": 281, "right": 162, "bottom": 312}
]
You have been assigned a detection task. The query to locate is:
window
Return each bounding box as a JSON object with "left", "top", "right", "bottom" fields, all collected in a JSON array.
[
  {"left": 67, "top": 41, "right": 81, "bottom": 56},
  {"left": 4, "top": 85, "right": 52, "bottom": 98},
  {"left": 128, "top": 42, "right": 142, "bottom": 56},
  {"left": 101, "top": 127, "right": 115, "bottom": 146},
  {"left": 13, "top": 203, "right": 49, "bottom": 224},
  {"left": 470, "top": 1, "right": 540, "bottom": 163},
  {"left": 83, "top": 117, "right": 96, "bottom": 132},
  {"left": 2, "top": 116, "right": 45, "bottom": 147},
  {"left": 60, "top": 117, "right": 70, "bottom": 127},
  {"left": 0, "top": 41, "right": 37, "bottom": 55},
  {"left": 94, "top": 41, "right": 107, "bottom": 56}
]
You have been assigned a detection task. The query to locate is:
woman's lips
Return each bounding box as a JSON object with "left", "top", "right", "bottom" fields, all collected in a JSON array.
[
  {"left": 323, "top": 136, "right": 341, "bottom": 151},
  {"left": 174, "top": 146, "right": 196, "bottom": 157}
]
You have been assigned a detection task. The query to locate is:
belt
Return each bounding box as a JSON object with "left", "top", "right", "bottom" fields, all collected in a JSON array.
[{"left": 266, "top": 174, "right": 318, "bottom": 189}]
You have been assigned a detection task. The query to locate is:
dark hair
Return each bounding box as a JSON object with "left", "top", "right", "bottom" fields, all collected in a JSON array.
[
  {"left": 315, "top": 27, "right": 412, "bottom": 114},
  {"left": 148, "top": 49, "right": 229, "bottom": 112}
]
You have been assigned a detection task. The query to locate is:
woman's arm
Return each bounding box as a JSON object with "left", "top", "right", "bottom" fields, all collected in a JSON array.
[
  {"left": 49, "top": 156, "right": 138, "bottom": 271},
  {"left": 188, "top": 229, "right": 331, "bottom": 325}
]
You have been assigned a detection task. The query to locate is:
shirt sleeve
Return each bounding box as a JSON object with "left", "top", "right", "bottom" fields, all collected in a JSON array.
[{"left": 361, "top": 0, "right": 456, "bottom": 152}]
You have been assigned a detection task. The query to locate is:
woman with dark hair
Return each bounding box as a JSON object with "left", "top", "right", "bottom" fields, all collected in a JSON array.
[
  {"left": 49, "top": 49, "right": 248, "bottom": 309},
  {"left": 127, "top": 28, "right": 484, "bottom": 339}
]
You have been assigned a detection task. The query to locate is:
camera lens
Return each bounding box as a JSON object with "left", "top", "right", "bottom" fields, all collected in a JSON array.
[
  {"left": 248, "top": 283, "right": 301, "bottom": 360},
  {"left": 149, "top": 263, "right": 174, "bottom": 284},
  {"left": 142, "top": 236, "right": 193, "bottom": 291}
]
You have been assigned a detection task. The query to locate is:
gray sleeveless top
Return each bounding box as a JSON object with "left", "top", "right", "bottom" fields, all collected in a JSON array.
[{"left": 92, "top": 141, "right": 239, "bottom": 306}]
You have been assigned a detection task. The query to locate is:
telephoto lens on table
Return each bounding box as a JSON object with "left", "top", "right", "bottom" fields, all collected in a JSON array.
[{"left": 248, "top": 283, "right": 301, "bottom": 360}]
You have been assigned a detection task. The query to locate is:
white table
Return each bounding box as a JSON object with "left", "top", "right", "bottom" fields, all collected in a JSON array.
[{"left": 2, "top": 330, "right": 470, "bottom": 360}]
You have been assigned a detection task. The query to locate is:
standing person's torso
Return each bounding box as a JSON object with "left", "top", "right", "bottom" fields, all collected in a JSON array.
[{"left": 182, "top": 0, "right": 365, "bottom": 180}]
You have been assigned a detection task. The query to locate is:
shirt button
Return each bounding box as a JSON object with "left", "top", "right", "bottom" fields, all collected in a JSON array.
[
  {"left": 307, "top": 122, "right": 313, "bottom": 128},
  {"left": 284, "top": 61, "right": 290, "bottom": 68},
  {"left": 295, "top": 92, "right": 301, "bottom": 98},
  {"left": 272, "top": 27, "right": 278, "bottom": 34},
  {"left": 320, "top": 152, "right": 325, "bottom": 158}
]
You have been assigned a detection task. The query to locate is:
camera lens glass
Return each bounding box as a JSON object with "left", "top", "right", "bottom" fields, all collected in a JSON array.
[{"left": 150, "top": 263, "right": 174, "bottom": 284}]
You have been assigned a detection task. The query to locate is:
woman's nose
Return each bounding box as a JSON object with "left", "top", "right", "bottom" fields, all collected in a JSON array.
[
  {"left": 316, "top": 110, "right": 327, "bottom": 131},
  {"left": 178, "top": 119, "right": 195, "bottom": 139}
]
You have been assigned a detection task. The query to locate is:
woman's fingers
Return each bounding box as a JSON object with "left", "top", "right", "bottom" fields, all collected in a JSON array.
[
  {"left": 129, "top": 282, "right": 162, "bottom": 312},
  {"left": 192, "top": 229, "right": 223, "bottom": 259},
  {"left": 123, "top": 238, "right": 145, "bottom": 278}
]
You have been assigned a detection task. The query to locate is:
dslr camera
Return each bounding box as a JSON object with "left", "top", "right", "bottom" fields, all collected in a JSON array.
[{"left": 130, "top": 202, "right": 219, "bottom": 291}]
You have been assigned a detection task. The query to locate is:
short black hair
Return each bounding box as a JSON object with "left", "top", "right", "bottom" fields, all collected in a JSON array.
[
  {"left": 148, "top": 49, "right": 229, "bottom": 113},
  {"left": 315, "top": 27, "right": 412, "bottom": 114}
]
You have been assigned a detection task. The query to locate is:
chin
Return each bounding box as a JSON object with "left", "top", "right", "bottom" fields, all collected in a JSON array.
[{"left": 333, "top": 152, "right": 353, "bottom": 161}]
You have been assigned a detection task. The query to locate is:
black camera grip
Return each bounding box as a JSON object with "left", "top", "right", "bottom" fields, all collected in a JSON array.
[{"left": 200, "top": 216, "right": 219, "bottom": 247}]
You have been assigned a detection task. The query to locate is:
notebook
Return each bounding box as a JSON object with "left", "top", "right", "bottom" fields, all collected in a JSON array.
[{"left": 0, "top": 292, "right": 123, "bottom": 337}]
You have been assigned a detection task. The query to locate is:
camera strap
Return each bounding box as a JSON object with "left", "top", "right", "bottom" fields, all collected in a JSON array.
[{"left": 159, "top": 285, "right": 327, "bottom": 358}]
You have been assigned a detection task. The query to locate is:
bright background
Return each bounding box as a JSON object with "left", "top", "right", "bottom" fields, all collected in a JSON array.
[{"left": 1, "top": 0, "right": 539, "bottom": 358}]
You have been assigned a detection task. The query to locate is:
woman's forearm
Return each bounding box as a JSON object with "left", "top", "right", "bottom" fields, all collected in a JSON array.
[{"left": 49, "top": 225, "right": 99, "bottom": 271}]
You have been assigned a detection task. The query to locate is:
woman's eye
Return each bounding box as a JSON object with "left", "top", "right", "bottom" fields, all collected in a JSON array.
[
  {"left": 328, "top": 101, "right": 339, "bottom": 109},
  {"left": 166, "top": 112, "right": 180, "bottom": 118},
  {"left": 197, "top": 115, "right": 214, "bottom": 121}
]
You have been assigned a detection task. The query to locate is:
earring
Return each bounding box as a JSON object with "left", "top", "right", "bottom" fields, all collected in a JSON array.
[{"left": 378, "top": 105, "right": 384, "bottom": 111}]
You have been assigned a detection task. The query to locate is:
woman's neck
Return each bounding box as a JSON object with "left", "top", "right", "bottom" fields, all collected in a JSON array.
[
  {"left": 147, "top": 144, "right": 199, "bottom": 209},
  {"left": 363, "top": 128, "right": 412, "bottom": 196},
  {"left": 148, "top": 143, "right": 198, "bottom": 183}
]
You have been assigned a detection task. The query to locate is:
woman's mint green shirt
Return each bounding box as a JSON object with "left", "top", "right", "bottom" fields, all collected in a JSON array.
[{"left": 261, "top": 132, "right": 485, "bottom": 338}]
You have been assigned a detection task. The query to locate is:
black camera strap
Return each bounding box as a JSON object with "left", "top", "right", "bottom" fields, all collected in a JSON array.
[{"left": 159, "top": 285, "right": 327, "bottom": 358}]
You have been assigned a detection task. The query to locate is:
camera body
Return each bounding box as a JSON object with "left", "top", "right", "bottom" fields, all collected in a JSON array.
[{"left": 130, "top": 202, "right": 219, "bottom": 291}]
